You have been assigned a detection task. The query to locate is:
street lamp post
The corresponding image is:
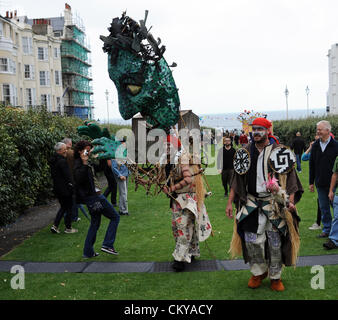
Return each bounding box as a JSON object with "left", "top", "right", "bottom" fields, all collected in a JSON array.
[
  {"left": 105, "top": 89, "right": 109, "bottom": 125},
  {"left": 285, "top": 85, "right": 289, "bottom": 120},
  {"left": 305, "top": 86, "right": 310, "bottom": 118}
]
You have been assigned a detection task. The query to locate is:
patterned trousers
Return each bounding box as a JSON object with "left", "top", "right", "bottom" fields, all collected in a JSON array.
[
  {"left": 171, "top": 207, "right": 200, "bottom": 263},
  {"left": 244, "top": 213, "right": 283, "bottom": 279}
]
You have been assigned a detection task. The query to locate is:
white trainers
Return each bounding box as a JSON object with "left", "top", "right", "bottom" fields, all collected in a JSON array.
[
  {"left": 64, "top": 228, "right": 78, "bottom": 234},
  {"left": 309, "top": 223, "right": 321, "bottom": 230},
  {"left": 51, "top": 225, "right": 60, "bottom": 234}
]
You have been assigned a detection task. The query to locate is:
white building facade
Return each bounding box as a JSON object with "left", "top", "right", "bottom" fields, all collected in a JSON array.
[
  {"left": 0, "top": 12, "right": 64, "bottom": 114},
  {"left": 327, "top": 44, "right": 338, "bottom": 115}
]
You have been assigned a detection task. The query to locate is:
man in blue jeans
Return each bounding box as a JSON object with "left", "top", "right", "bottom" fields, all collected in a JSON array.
[
  {"left": 327, "top": 156, "right": 338, "bottom": 249},
  {"left": 73, "top": 140, "right": 120, "bottom": 258},
  {"left": 309, "top": 120, "right": 338, "bottom": 238}
]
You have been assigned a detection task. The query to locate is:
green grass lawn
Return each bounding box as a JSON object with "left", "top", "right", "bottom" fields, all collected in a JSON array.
[{"left": 1, "top": 160, "right": 337, "bottom": 300}]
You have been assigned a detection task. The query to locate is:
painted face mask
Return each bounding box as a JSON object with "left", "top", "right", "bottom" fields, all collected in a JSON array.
[{"left": 100, "top": 11, "right": 180, "bottom": 131}]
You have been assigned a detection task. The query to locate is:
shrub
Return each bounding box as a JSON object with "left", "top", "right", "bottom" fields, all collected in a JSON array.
[
  {"left": 0, "top": 106, "right": 83, "bottom": 226},
  {"left": 273, "top": 115, "right": 338, "bottom": 147}
]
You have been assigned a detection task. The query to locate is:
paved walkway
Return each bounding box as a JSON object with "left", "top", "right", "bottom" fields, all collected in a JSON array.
[{"left": 1, "top": 254, "right": 337, "bottom": 273}]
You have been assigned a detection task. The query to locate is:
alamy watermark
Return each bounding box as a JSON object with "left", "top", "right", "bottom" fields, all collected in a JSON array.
[
  {"left": 110, "top": 124, "right": 227, "bottom": 175},
  {"left": 10, "top": 265, "right": 25, "bottom": 290},
  {"left": 310, "top": 265, "right": 325, "bottom": 290}
]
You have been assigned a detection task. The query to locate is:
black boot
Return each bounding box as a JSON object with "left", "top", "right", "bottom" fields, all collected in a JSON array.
[{"left": 172, "top": 260, "right": 185, "bottom": 272}]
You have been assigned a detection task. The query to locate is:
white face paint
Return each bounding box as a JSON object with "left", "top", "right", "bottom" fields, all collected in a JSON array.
[
  {"left": 252, "top": 126, "right": 268, "bottom": 140},
  {"left": 253, "top": 130, "right": 265, "bottom": 137}
]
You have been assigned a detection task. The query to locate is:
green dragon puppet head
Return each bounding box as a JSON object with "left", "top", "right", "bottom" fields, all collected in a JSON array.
[{"left": 100, "top": 11, "right": 180, "bottom": 131}]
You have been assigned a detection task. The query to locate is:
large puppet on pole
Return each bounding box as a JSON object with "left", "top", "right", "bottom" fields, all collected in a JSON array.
[{"left": 76, "top": 11, "right": 212, "bottom": 271}]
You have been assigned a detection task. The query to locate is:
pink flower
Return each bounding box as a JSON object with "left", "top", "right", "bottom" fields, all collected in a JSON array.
[{"left": 264, "top": 173, "right": 279, "bottom": 194}]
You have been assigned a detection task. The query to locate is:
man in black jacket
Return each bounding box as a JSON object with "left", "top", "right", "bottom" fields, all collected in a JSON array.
[
  {"left": 50, "top": 142, "right": 78, "bottom": 234},
  {"left": 73, "top": 140, "right": 120, "bottom": 258},
  {"left": 310, "top": 120, "right": 338, "bottom": 238},
  {"left": 291, "top": 132, "right": 306, "bottom": 173},
  {"left": 217, "top": 136, "right": 236, "bottom": 197}
]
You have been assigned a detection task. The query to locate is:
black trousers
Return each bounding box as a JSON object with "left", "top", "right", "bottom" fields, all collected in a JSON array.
[
  {"left": 221, "top": 169, "right": 234, "bottom": 195},
  {"left": 54, "top": 195, "right": 73, "bottom": 229},
  {"left": 103, "top": 174, "right": 117, "bottom": 205}
]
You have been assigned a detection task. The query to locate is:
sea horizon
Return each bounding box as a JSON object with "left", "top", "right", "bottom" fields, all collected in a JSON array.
[{"left": 104, "top": 108, "right": 327, "bottom": 130}]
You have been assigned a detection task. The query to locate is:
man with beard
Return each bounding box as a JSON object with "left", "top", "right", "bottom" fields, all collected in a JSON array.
[{"left": 225, "top": 117, "right": 303, "bottom": 291}]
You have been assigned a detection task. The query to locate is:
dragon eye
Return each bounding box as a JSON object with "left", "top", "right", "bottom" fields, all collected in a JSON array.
[{"left": 126, "top": 84, "right": 142, "bottom": 96}]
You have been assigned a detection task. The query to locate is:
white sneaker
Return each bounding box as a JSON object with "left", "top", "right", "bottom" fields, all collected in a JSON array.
[
  {"left": 309, "top": 223, "right": 321, "bottom": 230},
  {"left": 51, "top": 225, "right": 60, "bottom": 234},
  {"left": 64, "top": 228, "right": 78, "bottom": 234}
]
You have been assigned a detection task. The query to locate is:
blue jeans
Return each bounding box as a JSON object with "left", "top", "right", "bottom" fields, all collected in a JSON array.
[
  {"left": 296, "top": 154, "right": 301, "bottom": 172},
  {"left": 317, "top": 186, "right": 333, "bottom": 234},
  {"left": 330, "top": 196, "right": 338, "bottom": 245},
  {"left": 83, "top": 194, "right": 120, "bottom": 257}
]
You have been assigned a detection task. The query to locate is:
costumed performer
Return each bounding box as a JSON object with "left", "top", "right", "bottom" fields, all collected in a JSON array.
[
  {"left": 162, "top": 135, "right": 212, "bottom": 271},
  {"left": 225, "top": 117, "right": 303, "bottom": 291}
]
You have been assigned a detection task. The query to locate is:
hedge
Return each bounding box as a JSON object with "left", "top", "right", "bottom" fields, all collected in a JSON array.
[
  {"left": 0, "top": 106, "right": 83, "bottom": 226},
  {"left": 273, "top": 115, "right": 338, "bottom": 147}
]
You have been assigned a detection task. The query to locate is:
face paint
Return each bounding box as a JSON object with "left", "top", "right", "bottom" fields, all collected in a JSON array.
[
  {"left": 253, "top": 131, "right": 266, "bottom": 137},
  {"left": 252, "top": 126, "right": 267, "bottom": 137},
  {"left": 101, "top": 12, "right": 180, "bottom": 130}
]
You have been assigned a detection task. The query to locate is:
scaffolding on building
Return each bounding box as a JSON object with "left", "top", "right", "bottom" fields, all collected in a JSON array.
[{"left": 61, "top": 23, "right": 93, "bottom": 120}]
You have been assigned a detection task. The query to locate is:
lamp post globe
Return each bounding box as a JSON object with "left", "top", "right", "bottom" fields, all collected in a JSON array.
[
  {"left": 305, "top": 86, "right": 310, "bottom": 118},
  {"left": 284, "top": 86, "right": 289, "bottom": 120}
]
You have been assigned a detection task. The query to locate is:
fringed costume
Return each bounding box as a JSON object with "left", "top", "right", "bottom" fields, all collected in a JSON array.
[
  {"left": 165, "top": 150, "right": 212, "bottom": 266},
  {"left": 229, "top": 118, "right": 303, "bottom": 289}
]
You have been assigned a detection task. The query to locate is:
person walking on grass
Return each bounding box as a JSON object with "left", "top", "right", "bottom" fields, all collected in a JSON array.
[
  {"left": 62, "top": 137, "right": 83, "bottom": 223},
  {"left": 73, "top": 140, "right": 120, "bottom": 258},
  {"left": 225, "top": 117, "right": 303, "bottom": 292},
  {"left": 217, "top": 136, "right": 236, "bottom": 197},
  {"left": 291, "top": 132, "right": 306, "bottom": 173},
  {"left": 301, "top": 135, "right": 322, "bottom": 231},
  {"left": 309, "top": 120, "right": 338, "bottom": 239},
  {"left": 50, "top": 142, "right": 78, "bottom": 234},
  {"left": 111, "top": 139, "right": 130, "bottom": 216}
]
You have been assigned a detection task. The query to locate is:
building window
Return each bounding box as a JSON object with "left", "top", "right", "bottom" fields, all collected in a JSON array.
[
  {"left": 0, "top": 58, "right": 8, "bottom": 72},
  {"left": 0, "top": 21, "right": 3, "bottom": 36},
  {"left": 41, "top": 94, "right": 51, "bottom": 110},
  {"left": 2, "top": 84, "right": 10, "bottom": 104},
  {"left": 25, "top": 88, "right": 36, "bottom": 107},
  {"left": 24, "top": 64, "right": 35, "bottom": 80},
  {"left": 38, "top": 47, "right": 48, "bottom": 61},
  {"left": 54, "top": 70, "right": 61, "bottom": 85},
  {"left": 0, "top": 58, "right": 16, "bottom": 74},
  {"left": 22, "top": 37, "right": 33, "bottom": 55},
  {"left": 54, "top": 47, "right": 60, "bottom": 59},
  {"left": 56, "top": 97, "right": 62, "bottom": 112},
  {"left": 2, "top": 84, "right": 17, "bottom": 105},
  {"left": 39, "top": 71, "right": 50, "bottom": 86}
]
